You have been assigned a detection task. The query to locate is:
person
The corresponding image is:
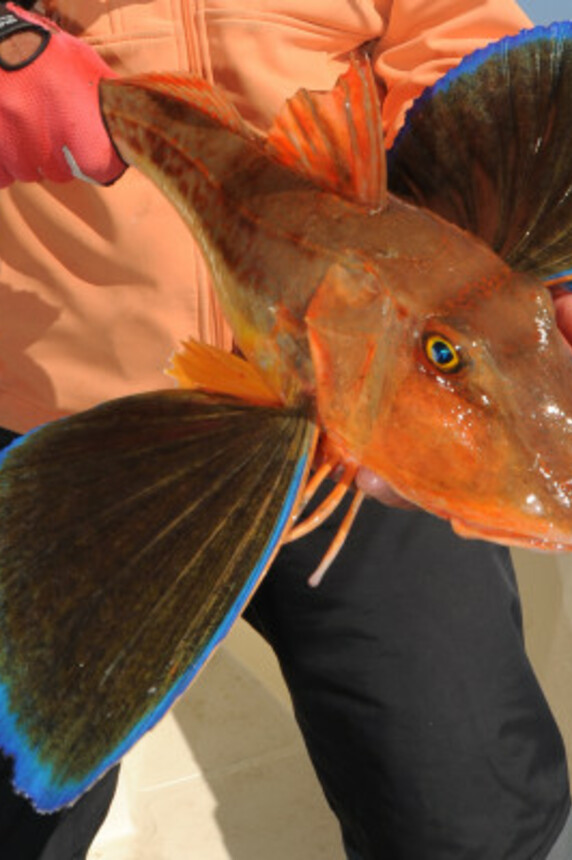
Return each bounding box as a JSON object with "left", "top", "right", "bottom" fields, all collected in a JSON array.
[{"left": 0, "top": 2, "right": 570, "bottom": 859}]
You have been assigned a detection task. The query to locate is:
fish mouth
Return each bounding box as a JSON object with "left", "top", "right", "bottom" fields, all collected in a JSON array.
[{"left": 451, "top": 516, "right": 570, "bottom": 552}]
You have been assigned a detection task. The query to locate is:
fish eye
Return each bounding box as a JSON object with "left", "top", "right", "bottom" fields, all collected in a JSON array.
[{"left": 423, "top": 333, "right": 463, "bottom": 373}]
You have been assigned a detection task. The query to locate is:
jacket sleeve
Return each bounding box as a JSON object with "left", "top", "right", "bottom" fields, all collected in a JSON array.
[{"left": 374, "top": 0, "right": 532, "bottom": 145}]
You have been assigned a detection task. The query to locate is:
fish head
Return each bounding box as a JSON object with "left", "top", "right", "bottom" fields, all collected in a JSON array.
[
  {"left": 308, "top": 222, "right": 572, "bottom": 550},
  {"left": 379, "top": 273, "right": 572, "bottom": 548}
]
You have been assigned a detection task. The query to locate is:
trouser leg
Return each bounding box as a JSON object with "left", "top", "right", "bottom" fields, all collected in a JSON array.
[
  {"left": 0, "top": 753, "right": 63, "bottom": 860},
  {"left": 246, "top": 495, "right": 570, "bottom": 859},
  {"left": 546, "top": 808, "right": 572, "bottom": 860},
  {"left": 0, "top": 753, "right": 119, "bottom": 860},
  {"left": 39, "top": 766, "right": 119, "bottom": 860}
]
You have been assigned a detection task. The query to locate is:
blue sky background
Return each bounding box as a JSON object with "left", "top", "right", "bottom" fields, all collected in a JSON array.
[{"left": 518, "top": 0, "right": 571, "bottom": 24}]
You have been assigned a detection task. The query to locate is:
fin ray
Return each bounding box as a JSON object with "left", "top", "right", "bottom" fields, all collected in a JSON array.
[{"left": 267, "top": 54, "right": 387, "bottom": 209}]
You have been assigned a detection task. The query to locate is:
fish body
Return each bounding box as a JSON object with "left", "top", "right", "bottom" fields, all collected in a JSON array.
[{"left": 101, "top": 41, "right": 572, "bottom": 552}]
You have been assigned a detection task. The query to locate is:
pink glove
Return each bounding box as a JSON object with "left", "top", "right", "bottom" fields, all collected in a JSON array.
[{"left": 0, "top": 2, "right": 126, "bottom": 186}]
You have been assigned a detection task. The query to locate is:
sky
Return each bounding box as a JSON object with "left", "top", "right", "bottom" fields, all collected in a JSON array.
[{"left": 518, "top": 0, "right": 571, "bottom": 24}]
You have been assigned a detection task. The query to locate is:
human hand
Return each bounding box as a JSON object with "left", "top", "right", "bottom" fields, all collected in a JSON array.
[{"left": 0, "top": 2, "right": 126, "bottom": 186}]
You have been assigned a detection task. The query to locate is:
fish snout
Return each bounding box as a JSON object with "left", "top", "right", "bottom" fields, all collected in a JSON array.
[{"left": 450, "top": 374, "right": 572, "bottom": 550}]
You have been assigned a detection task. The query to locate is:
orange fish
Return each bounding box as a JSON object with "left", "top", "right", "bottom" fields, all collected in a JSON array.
[
  {"left": 99, "top": 44, "right": 572, "bottom": 555},
  {"left": 1, "top": 23, "right": 572, "bottom": 811}
]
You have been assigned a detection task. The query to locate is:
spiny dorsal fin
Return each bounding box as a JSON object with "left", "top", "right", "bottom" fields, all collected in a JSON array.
[{"left": 266, "top": 54, "right": 387, "bottom": 210}]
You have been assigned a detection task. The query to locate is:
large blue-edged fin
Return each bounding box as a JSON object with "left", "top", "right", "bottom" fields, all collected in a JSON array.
[
  {"left": 388, "top": 23, "right": 572, "bottom": 278},
  {"left": 0, "top": 390, "right": 316, "bottom": 811}
]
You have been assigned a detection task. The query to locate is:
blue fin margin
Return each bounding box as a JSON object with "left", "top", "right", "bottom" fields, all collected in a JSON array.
[
  {"left": 0, "top": 428, "right": 314, "bottom": 811},
  {"left": 390, "top": 22, "right": 572, "bottom": 156}
]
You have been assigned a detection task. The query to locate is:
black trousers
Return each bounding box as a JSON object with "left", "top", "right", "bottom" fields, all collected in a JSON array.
[
  {"left": 0, "top": 756, "right": 118, "bottom": 860},
  {"left": 0, "top": 428, "right": 569, "bottom": 859},
  {"left": 246, "top": 492, "right": 571, "bottom": 859}
]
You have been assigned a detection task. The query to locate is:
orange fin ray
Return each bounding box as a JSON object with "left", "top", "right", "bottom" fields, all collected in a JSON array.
[
  {"left": 307, "top": 490, "right": 365, "bottom": 587},
  {"left": 299, "top": 457, "right": 336, "bottom": 507},
  {"left": 286, "top": 464, "right": 356, "bottom": 542},
  {"left": 168, "top": 340, "right": 282, "bottom": 406},
  {"left": 266, "top": 54, "right": 387, "bottom": 210}
]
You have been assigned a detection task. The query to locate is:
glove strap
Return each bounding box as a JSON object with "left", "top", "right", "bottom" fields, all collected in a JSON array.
[{"left": 0, "top": 3, "right": 49, "bottom": 70}]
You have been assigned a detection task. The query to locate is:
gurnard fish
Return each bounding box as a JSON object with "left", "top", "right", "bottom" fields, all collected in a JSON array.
[{"left": 1, "top": 23, "right": 572, "bottom": 811}]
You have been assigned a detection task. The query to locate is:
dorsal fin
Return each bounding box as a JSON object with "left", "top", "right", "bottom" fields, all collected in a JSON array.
[
  {"left": 266, "top": 54, "right": 387, "bottom": 210},
  {"left": 388, "top": 23, "right": 572, "bottom": 279}
]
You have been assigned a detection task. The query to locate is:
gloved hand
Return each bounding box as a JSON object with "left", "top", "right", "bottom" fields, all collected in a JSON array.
[{"left": 0, "top": 2, "right": 126, "bottom": 186}]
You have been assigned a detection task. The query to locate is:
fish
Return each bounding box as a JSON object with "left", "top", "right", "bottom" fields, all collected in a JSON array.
[
  {"left": 99, "top": 29, "right": 572, "bottom": 554},
  {"left": 1, "top": 21, "right": 572, "bottom": 811}
]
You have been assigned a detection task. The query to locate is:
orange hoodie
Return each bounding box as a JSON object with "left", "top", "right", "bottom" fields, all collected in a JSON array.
[{"left": 0, "top": 0, "right": 530, "bottom": 432}]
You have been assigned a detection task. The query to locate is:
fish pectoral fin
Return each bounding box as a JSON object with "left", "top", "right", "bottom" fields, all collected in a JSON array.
[
  {"left": 266, "top": 53, "right": 387, "bottom": 210},
  {"left": 168, "top": 338, "right": 282, "bottom": 406},
  {"left": 388, "top": 22, "right": 572, "bottom": 279},
  {"left": 0, "top": 390, "right": 316, "bottom": 811}
]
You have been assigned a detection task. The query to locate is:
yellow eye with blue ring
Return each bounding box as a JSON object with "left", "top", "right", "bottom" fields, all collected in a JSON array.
[{"left": 424, "top": 334, "right": 462, "bottom": 373}]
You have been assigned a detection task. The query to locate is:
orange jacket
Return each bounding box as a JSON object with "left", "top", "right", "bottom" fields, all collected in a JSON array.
[{"left": 0, "top": 0, "right": 530, "bottom": 432}]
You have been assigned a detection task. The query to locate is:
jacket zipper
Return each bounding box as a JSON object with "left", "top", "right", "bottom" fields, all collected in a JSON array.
[{"left": 180, "top": 0, "right": 213, "bottom": 82}]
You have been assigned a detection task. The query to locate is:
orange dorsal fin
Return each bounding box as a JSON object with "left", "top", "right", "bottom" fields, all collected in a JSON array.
[
  {"left": 115, "top": 72, "right": 255, "bottom": 138},
  {"left": 168, "top": 340, "right": 282, "bottom": 406},
  {"left": 266, "top": 54, "right": 387, "bottom": 210}
]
